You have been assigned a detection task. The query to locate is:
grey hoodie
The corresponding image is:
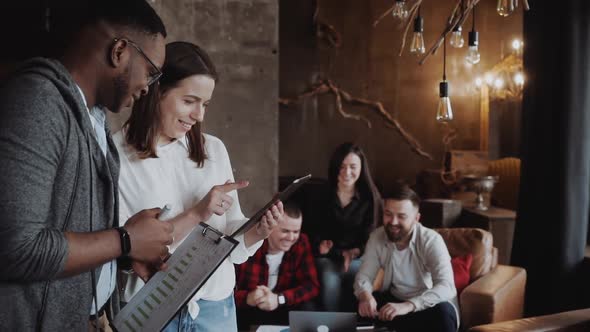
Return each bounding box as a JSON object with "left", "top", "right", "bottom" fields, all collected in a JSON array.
[{"left": 0, "top": 58, "right": 120, "bottom": 331}]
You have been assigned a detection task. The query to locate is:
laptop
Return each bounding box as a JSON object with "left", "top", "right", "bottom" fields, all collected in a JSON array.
[{"left": 289, "top": 311, "right": 357, "bottom": 332}]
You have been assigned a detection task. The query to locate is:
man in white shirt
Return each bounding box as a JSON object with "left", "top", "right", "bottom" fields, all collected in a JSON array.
[{"left": 355, "top": 183, "right": 458, "bottom": 332}]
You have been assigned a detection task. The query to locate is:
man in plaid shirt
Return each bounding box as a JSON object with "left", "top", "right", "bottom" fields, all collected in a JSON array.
[{"left": 235, "top": 201, "right": 320, "bottom": 328}]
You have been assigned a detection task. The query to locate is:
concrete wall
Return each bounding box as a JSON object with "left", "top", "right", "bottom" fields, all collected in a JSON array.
[
  {"left": 279, "top": 0, "right": 522, "bottom": 193},
  {"left": 108, "top": 0, "right": 279, "bottom": 215}
]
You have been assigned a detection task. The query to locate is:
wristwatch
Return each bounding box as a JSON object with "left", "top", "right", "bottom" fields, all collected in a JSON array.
[
  {"left": 115, "top": 226, "right": 132, "bottom": 258},
  {"left": 277, "top": 293, "right": 286, "bottom": 306}
]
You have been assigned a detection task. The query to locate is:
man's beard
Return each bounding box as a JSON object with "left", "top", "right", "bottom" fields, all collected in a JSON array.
[
  {"left": 111, "top": 66, "right": 131, "bottom": 112},
  {"left": 385, "top": 224, "right": 409, "bottom": 243}
]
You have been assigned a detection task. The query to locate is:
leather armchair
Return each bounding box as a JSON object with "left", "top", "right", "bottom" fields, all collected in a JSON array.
[
  {"left": 373, "top": 228, "right": 527, "bottom": 330},
  {"left": 437, "top": 228, "right": 527, "bottom": 329}
]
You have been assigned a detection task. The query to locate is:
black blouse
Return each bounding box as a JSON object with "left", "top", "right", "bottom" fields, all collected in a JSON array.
[{"left": 304, "top": 185, "right": 376, "bottom": 260}]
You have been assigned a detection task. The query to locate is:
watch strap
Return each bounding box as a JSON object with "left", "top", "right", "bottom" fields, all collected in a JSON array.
[{"left": 115, "top": 226, "right": 132, "bottom": 258}]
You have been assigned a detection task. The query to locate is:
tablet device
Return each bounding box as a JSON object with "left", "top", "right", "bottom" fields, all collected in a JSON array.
[{"left": 230, "top": 174, "right": 311, "bottom": 237}]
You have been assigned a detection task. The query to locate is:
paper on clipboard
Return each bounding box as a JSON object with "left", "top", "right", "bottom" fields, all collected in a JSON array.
[{"left": 113, "top": 174, "right": 312, "bottom": 332}]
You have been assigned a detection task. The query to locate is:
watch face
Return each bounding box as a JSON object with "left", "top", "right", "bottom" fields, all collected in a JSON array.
[{"left": 278, "top": 295, "right": 286, "bottom": 305}]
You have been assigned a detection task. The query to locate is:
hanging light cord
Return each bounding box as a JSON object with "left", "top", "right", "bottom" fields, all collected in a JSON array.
[
  {"left": 472, "top": 4, "right": 476, "bottom": 31},
  {"left": 443, "top": 36, "right": 447, "bottom": 81},
  {"left": 418, "top": 4, "right": 421, "bottom": 17}
]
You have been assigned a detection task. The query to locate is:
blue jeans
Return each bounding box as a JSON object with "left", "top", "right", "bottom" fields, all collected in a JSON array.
[
  {"left": 315, "top": 257, "right": 362, "bottom": 312},
  {"left": 162, "top": 293, "right": 238, "bottom": 332}
]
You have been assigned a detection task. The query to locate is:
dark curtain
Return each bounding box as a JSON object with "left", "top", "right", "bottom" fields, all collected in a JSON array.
[{"left": 512, "top": 0, "right": 590, "bottom": 316}]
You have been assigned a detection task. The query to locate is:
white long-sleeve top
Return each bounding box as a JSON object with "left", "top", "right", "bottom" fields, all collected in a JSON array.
[
  {"left": 354, "top": 223, "right": 459, "bottom": 326},
  {"left": 113, "top": 131, "right": 262, "bottom": 319}
]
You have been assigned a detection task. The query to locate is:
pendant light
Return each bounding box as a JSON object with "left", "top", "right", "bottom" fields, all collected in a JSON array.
[
  {"left": 392, "top": 0, "right": 409, "bottom": 20},
  {"left": 497, "top": 0, "right": 517, "bottom": 17},
  {"left": 410, "top": 6, "right": 426, "bottom": 55},
  {"left": 465, "top": 4, "right": 481, "bottom": 64},
  {"left": 450, "top": 0, "right": 465, "bottom": 48},
  {"left": 437, "top": 36, "right": 453, "bottom": 122}
]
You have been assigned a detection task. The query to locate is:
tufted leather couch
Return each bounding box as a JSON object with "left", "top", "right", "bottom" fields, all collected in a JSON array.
[{"left": 373, "top": 227, "right": 527, "bottom": 330}]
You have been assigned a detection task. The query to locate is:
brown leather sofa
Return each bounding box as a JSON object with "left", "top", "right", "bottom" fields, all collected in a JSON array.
[
  {"left": 437, "top": 228, "right": 527, "bottom": 330},
  {"left": 373, "top": 228, "right": 527, "bottom": 330},
  {"left": 468, "top": 308, "right": 590, "bottom": 331}
]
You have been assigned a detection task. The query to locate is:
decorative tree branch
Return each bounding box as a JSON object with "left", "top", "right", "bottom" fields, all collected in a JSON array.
[
  {"left": 373, "top": 2, "right": 397, "bottom": 27},
  {"left": 314, "top": 0, "right": 342, "bottom": 48},
  {"left": 279, "top": 79, "right": 434, "bottom": 160},
  {"left": 373, "top": 0, "right": 531, "bottom": 63},
  {"left": 418, "top": 0, "right": 481, "bottom": 65}
]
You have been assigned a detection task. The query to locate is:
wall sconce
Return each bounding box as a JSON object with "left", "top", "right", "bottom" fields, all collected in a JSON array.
[
  {"left": 511, "top": 38, "right": 523, "bottom": 55},
  {"left": 474, "top": 38, "right": 524, "bottom": 99},
  {"left": 474, "top": 38, "right": 524, "bottom": 150}
]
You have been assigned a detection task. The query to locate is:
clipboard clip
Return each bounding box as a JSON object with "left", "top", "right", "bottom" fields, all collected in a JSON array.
[{"left": 199, "top": 222, "right": 224, "bottom": 244}]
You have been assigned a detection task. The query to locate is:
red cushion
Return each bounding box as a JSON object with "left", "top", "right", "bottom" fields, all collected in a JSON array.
[{"left": 451, "top": 254, "right": 473, "bottom": 294}]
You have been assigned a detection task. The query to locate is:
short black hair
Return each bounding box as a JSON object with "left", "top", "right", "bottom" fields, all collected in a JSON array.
[
  {"left": 84, "top": 0, "right": 167, "bottom": 37},
  {"left": 52, "top": 0, "right": 166, "bottom": 44},
  {"left": 0, "top": 0, "right": 166, "bottom": 60},
  {"left": 283, "top": 201, "right": 302, "bottom": 220},
  {"left": 382, "top": 182, "right": 421, "bottom": 208}
]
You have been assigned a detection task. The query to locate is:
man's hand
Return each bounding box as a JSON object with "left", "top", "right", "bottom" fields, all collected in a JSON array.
[
  {"left": 246, "top": 287, "right": 266, "bottom": 307},
  {"left": 254, "top": 285, "right": 279, "bottom": 311},
  {"left": 358, "top": 291, "right": 378, "bottom": 318},
  {"left": 255, "top": 201, "right": 283, "bottom": 238},
  {"left": 191, "top": 180, "right": 249, "bottom": 221},
  {"left": 244, "top": 201, "right": 283, "bottom": 247},
  {"left": 341, "top": 248, "right": 360, "bottom": 272},
  {"left": 319, "top": 240, "right": 333, "bottom": 255},
  {"left": 125, "top": 208, "right": 174, "bottom": 265},
  {"left": 131, "top": 260, "right": 159, "bottom": 282},
  {"left": 378, "top": 301, "right": 415, "bottom": 321}
]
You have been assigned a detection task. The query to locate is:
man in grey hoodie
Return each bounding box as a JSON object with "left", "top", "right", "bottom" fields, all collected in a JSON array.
[{"left": 0, "top": 1, "right": 174, "bottom": 330}]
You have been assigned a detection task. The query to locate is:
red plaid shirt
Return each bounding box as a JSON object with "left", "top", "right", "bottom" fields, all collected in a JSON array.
[{"left": 234, "top": 233, "right": 320, "bottom": 308}]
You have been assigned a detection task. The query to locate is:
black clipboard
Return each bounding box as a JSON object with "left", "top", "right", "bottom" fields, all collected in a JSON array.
[
  {"left": 230, "top": 173, "right": 312, "bottom": 237},
  {"left": 113, "top": 174, "right": 311, "bottom": 332}
]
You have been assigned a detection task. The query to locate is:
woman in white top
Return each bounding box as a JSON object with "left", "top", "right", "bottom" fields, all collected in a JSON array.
[{"left": 114, "top": 41, "right": 282, "bottom": 331}]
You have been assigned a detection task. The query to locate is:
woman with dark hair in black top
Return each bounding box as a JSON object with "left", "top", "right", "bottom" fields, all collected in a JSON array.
[{"left": 313, "top": 142, "right": 382, "bottom": 311}]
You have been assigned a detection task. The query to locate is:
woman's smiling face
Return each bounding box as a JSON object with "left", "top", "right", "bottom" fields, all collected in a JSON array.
[{"left": 158, "top": 74, "right": 215, "bottom": 144}]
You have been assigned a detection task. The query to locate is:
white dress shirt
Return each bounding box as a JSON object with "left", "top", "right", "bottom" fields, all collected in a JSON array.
[{"left": 113, "top": 131, "right": 262, "bottom": 319}]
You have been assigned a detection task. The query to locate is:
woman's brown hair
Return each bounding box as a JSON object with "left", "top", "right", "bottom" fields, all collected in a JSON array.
[
  {"left": 328, "top": 142, "right": 383, "bottom": 227},
  {"left": 124, "top": 41, "right": 218, "bottom": 166}
]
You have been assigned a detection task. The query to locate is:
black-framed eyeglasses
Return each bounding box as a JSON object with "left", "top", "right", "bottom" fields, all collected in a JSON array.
[{"left": 114, "top": 37, "right": 162, "bottom": 86}]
